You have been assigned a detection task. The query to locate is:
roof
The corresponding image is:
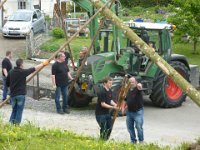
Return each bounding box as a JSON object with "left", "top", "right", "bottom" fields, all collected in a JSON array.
[{"left": 124, "top": 21, "right": 173, "bottom": 30}]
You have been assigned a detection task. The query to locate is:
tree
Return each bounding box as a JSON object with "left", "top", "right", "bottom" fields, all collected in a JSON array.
[{"left": 168, "top": 0, "right": 200, "bottom": 54}]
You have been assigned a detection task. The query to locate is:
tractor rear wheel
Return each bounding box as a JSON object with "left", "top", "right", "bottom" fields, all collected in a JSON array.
[
  {"left": 68, "top": 88, "right": 93, "bottom": 107},
  {"left": 150, "top": 61, "right": 189, "bottom": 108}
]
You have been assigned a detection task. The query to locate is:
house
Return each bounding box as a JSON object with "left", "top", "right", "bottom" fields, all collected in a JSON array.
[{"left": 0, "top": 0, "right": 56, "bottom": 30}]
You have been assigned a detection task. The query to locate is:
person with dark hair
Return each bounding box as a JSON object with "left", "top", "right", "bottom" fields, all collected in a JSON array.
[
  {"left": 6, "top": 59, "right": 49, "bottom": 124},
  {"left": 95, "top": 77, "right": 119, "bottom": 140},
  {"left": 51, "top": 52, "right": 73, "bottom": 114},
  {"left": 123, "top": 77, "right": 144, "bottom": 144},
  {"left": 1, "top": 51, "right": 12, "bottom": 101}
]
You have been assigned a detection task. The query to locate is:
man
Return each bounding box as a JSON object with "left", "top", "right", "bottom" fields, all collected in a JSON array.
[
  {"left": 123, "top": 77, "right": 144, "bottom": 143},
  {"left": 95, "top": 77, "right": 119, "bottom": 140},
  {"left": 52, "top": 52, "right": 73, "bottom": 114},
  {"left": 6, "top": 59, "right": 48, "bottom": 124},
  {"left": 1, "top": 51, "right": 12, "bottom": 101},
  {"left": 77, "top": 47, "right": 88, "bottom": 67}
]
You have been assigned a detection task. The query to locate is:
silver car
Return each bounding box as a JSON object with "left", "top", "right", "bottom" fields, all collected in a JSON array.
[{"left": 2, "top": 9, "right": 45, "bottom": 37}]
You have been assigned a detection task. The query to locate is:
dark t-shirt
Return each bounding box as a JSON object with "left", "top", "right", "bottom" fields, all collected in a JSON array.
[
  {"left": 6, "top": 67, "right": 35, "bottom": 97},
  {"left": 125, "top": 88, "right": 143, "bottom": 112},
  {"left": 52, "top": 61, "right": 69, "bottom": 86},
  {"left": 95, "top": 86, "right": 112, "bottom": 115},
  {"left": 2, "top": 58, "right": 12, "bottom": 76}
]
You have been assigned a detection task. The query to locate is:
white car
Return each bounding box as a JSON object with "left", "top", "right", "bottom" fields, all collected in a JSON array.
[{"left": 2, "top": 9, "right": 45, "bottom": 37}]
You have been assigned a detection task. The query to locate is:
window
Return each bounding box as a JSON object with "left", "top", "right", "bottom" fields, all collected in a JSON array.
[{"left": 18, "top": 0, "right": 26, "bottom": 9}]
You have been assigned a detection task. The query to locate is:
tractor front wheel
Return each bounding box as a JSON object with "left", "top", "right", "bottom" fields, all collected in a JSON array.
[
  {"left": 68, "top": 88, "right": 93, "bottom": 107},
  {"left": 150, "top": 61, "right": 189, "bottom": 108}
]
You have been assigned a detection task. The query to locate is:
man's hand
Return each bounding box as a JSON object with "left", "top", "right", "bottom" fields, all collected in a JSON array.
[
  {"left": 42, "top": 60, "right": 49, "bottom": 66},
  {"left": 137, "top": 83, "right": 143, "bottom": 90},
  {"left": 113, "top": 106, "right": 120, "bottom": 111},
  {"left": 52, "top": 85, "right": 56, "bottom": 91}
]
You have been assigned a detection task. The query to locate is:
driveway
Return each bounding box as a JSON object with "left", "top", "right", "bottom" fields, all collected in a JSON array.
[{"left": 0, "top": 34, "right": 26, "bottom": 57}]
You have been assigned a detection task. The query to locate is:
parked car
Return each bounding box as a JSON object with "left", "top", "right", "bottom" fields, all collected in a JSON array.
[{"left": 2, "top": 9, "right": 45, "bottom": 37}]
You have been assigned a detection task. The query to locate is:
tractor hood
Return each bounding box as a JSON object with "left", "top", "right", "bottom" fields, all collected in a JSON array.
[{"left": 80, "top": 52, "right": 123, "bottom": 83}]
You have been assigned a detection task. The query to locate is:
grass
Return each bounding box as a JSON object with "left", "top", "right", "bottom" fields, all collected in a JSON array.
[
  {"left": 0, "top": 121, "right": 170, "bottom": 150},
  {"left": 173, "top": 42, "right": 200, "bottom": 67},
  {"left": 40, "top": 37, "right": 90, "bottom": 60}
]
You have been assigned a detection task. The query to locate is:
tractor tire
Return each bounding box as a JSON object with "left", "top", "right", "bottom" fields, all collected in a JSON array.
[
  {"left": 68, "top": 88, "right": 92, "bottom": 107},
  {"left": 150, "top": 61, "right": 190, "bottom": 108}
]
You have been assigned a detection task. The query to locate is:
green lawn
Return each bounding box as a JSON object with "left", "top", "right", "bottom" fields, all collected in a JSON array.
[
  {"left": 1, "top": 121, "right": 198, "bottom": 150},
  {"left": 173, "top": 43, "right": 200, "bottom": 67},
  {"left": 0, "top": 121, "right": 172, "bottom": 150}
]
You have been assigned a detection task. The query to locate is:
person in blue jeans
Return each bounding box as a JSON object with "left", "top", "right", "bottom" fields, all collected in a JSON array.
[
  {"left": 1, "top": 51, "right": 12, "bottom": 101},
  {"left": 6, "top": 59, "right": 48, "bottom": 124},
  {"left": 123, "top": 77, "right": 144, "bottom": 143},
  {"left": 95, "top": 77, "right": 119, "bottom": 140},
  {"left": 52, "top": 52, "right": 73, "bottom": 114}
]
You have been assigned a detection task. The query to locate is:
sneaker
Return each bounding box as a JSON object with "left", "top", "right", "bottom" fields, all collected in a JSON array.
[
  {"left": 57, "top": 110, "right": 64, "bottom": 114},
  {"left": 63, "top": 109, "right": 70, "bottom": 114}
]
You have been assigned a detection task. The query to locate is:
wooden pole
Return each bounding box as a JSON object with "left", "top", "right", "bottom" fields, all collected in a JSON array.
[
  {"left": 56, "top": 0, "right": 76, "bottom": 69},
  {"left": 0, "top": 1, "right": 109, "bottom": 108},
  {"left": 0, "top": 0, "right": 7, "bottom": 9},
  {"left": 90, "top": 0, "right": 200, "bottom": 107}
]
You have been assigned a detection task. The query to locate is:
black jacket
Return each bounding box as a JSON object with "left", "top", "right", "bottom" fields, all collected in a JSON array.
[{"left": 6, "top": 67, "right": 35, "bottom": 97}]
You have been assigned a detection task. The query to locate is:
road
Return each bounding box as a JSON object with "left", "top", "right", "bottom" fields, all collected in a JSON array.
[{"left": 0, "top": 34, "right": 200, "bottom": 147}]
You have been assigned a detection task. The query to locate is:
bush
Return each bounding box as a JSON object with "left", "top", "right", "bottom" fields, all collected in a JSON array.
[{"left": 52, "top": 27, "right": 64, "bottom": 38}]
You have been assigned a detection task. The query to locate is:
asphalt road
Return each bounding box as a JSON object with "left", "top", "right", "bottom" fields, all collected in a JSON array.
[{"left": 0, "top": 35, "right": 200, "bottom": 147}]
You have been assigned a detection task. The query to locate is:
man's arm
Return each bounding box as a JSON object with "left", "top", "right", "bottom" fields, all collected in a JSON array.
[
  {"left": 111, "top": 100, "right": 117, "bottom": 107},
  {"left": 2, "top": 68, "right": 8, "bottom": 77},
  {"left": 68, "top": 72, "right": 73, "bottom": 80},
  {"left": 101, "top": 102, "right": 118, "bottom": 110},
  {"left": 51, "top": 75, "right": 56, "bottom": 88},
  {"left": 6, "top": 72, "right": 10, "bottom": 87}
]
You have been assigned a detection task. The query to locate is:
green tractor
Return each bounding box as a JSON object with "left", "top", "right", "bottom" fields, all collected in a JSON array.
[{"left": 68, "top": 0, "right": 192, "bottom": 108}]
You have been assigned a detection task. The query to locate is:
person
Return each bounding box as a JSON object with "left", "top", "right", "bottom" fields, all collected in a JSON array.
[
  {"left": 1, "top": 51, "right": 12, "bottom": 101},
  {"left": 6, "top": 59, "right": 49, "bottom": 124},
  {"left": 95, "top": 77, "right": 119, "bottom": 140},
  {"left": 51, "top": 52, "right": 73, "bottom": 114},
  {"left": 77, "top": 47, "right": 89, "bottom": 67},
  {"left": 123, "top": 77, "right": 144, "bottom": 143}
]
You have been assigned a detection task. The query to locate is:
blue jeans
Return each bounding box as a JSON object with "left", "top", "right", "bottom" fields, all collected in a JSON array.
[
  {"left": 9, "top": 95, "right": 25, "bottom": 124},
  {"left": 126, "top": 108, "right": 144, "bottom": 143},
  {"left": 96, "top": 114, "right": 112, "bottom": 140},
  {"left": 2, "top": 76, "right": 8, "bottom": 100},
  {"left": 55, "top": 85, "right": 68, "bottom": 112}
]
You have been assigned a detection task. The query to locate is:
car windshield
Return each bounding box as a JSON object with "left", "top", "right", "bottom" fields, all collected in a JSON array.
[{"left": 8, "top": 12, "right": 32, "bottom": 22}]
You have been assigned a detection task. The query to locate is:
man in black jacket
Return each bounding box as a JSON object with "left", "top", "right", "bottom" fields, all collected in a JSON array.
[
  {"left": 123, "top": 77, "right": 144, "bottom": 143},
  {"left": 6, "top": 59, "right": 48, "bottom": 124},
  {"left": 1, "top": 51, "right": 12, "bottom": 101}
]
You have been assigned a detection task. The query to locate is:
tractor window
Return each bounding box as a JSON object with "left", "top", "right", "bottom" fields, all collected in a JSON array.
[{"left": 127, "top": 29, "right": 161, "bottom": 54}]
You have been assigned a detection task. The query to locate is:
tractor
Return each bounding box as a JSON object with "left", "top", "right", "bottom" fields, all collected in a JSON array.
[{"left": 68, "top": 0, "right": 196, "bottom": 108}]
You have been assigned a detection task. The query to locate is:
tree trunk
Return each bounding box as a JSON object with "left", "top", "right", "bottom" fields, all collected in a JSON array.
[
  {"left": 90, "top": 0, "right": 200, "bottom": 107},
  {"left": 193, "top": 39, "right": 197, "bottom": 54},
  {"left": 0, "top": 0, "right": 7, "bottom": 9}
]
